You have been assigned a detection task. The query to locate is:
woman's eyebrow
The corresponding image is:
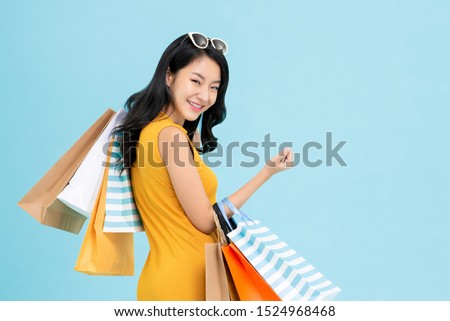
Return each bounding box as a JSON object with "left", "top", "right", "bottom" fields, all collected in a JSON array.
[{"left": 191, "top": 72, "right": 221, "bottom": 84}]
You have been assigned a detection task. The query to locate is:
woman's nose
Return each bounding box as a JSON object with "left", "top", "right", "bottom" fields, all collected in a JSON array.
[{"left": 196, "top": 86, "right": 210, "bottom": 104}]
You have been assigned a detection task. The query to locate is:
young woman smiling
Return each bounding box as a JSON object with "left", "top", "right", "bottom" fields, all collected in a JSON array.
[{"left": 114, "top": 32, "right": 293, "bottom": 300}]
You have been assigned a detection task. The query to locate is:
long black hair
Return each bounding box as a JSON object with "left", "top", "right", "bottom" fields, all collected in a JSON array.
[{"left": 114, "top": 33, "right": 229, "bottom": 169}]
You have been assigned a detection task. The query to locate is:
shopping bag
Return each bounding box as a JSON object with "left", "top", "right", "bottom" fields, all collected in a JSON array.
[
  {"left": 222, "top": 243, "right": 282, "bottom": 301},
  {"left": 205, "top": 209, "right": 238, "bottom": 301},
  {"left": 221, "top": 198, "right": 342, "bottom": 301},
  {"left": 74, "top": 140, "right": 134, "bottom": 275},
  {"left": 17, "top": 108, "right": 115, "bottom": 234},
  {"left": 205, "top": 243, "right": 231, "bottom": 301},
  {"left": 213, "top": 204, "right": 280, "bottom": 301},
  {"left": 57, "top": 108, "right": 127, "bottom": 218},
  {"left": 103, "top": 132, "right": 144, "bottom": 233}
]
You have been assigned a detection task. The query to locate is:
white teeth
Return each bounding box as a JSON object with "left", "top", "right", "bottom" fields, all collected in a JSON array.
[{"left": 188, "top": 100, "right": 202, "bottom": 109}]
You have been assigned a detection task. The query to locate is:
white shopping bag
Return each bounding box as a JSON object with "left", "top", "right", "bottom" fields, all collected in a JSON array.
[
  {"left": 57, "top": 108, "right": 127, "bottom": 217},
  {"left": 103, "top": 132, "right": 144, "bottom": 233}
]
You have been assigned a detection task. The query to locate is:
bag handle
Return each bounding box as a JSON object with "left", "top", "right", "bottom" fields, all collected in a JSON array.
[
  {"left": 221, "top": 197, "right": 253, "bottom": 224},
  {"left": 212, "top": 203, "right": 232, "bottom": 244},
  {"left": 217, "top": 200, "right": 233, "bottom": 231},
  {"left": 212, "top": 211, "right": 227, "bottom": 245}
]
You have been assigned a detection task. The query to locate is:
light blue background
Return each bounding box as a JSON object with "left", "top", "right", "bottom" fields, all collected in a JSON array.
[{"left": 2, "top": 0, "right": 449, "bottom": 300}]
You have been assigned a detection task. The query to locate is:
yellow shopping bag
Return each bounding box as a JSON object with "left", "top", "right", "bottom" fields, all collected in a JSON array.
[{"left": 74, "top": 140, "right": 135, "bottom": 276}]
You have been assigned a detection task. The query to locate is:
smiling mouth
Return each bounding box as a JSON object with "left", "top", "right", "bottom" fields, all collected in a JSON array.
[{"left": 188, "top": 100, "right": 203, "bottom": 110}]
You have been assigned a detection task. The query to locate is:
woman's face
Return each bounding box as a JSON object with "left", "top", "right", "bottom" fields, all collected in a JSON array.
[{"left": 166, "top": 55, "right": 221, "bottom": 125}]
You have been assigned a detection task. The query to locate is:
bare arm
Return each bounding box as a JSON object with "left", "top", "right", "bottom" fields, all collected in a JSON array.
[
  {"left": 159, "top": 126, "right": 293, "bottom": 233},
  {"left": 159, "top": 126, "right": 216, "bottom": 234}
]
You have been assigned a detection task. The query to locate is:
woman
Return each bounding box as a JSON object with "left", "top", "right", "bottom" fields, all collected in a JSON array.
[{"left": 115, "top": 32, "right": 293, "bottom": 300}]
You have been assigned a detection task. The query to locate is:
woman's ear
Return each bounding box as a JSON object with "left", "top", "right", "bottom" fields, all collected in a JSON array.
[{"left": 166, "top": 68, "right": 173, "bottom": 87}]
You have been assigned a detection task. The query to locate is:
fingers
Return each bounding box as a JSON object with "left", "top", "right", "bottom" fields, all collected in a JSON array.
[
  {"left": 269, "top": 148, "right": 294, "bottom": 168},
  {"left": 265, "top": 148, "right": 295, "bottom": 170},
  {"left": 280, "top": 148, "right": 293, "bottom": 167}
]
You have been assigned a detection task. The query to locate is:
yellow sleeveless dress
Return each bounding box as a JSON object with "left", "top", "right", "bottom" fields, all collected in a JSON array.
[{"left": 131, "top": 114, "right": 218, "bottom": 301}]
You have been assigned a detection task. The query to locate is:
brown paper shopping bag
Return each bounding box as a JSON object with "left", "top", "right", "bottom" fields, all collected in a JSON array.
[
  {"left": 205, "top": 242, "right": 231, "bottom": 300},
  {"left": 205, "top": 213, "right": 239, "bottom": 301},
  {"left": 17, "top": 108, "right": 116, "bottom": 234},
  {"left": 74, "top": 140, "right": 134, "bottom": 276}
]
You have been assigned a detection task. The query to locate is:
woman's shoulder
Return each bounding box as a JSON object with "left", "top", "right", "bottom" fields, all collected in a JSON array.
[{"left": 140, "top": 113, "right": 187, "bottom": 141}]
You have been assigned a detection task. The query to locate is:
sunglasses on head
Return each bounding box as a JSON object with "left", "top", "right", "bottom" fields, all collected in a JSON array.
[{"left": 182, "top": 32, "right": 228, "bottom": 55}]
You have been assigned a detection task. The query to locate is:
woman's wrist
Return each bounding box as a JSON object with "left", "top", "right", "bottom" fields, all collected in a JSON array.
[{"left": 260, "top": 165, "right": 274, "bottom": 180}]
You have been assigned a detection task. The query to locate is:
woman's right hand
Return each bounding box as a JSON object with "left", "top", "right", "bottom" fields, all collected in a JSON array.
[
  {"left": 224, "top": 147, "right": 295, "bottom": 216},
  {"left": 263, "top": 147, "right": 295, "bottom": 177}
]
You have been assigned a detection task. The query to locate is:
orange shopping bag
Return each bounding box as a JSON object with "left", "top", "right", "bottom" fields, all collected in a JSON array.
[
  {"left": 222, "top": 242, "right": 281, "bottom": 301},
  {"left": 74, "top": 139, "right": 134, "bottom": 276}
]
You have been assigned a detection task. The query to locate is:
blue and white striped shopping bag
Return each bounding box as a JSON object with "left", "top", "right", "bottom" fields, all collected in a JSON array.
[
  {"left": 221, "top": 198, "right": 341, "bottom": 301},
  {"left": 103, "top": 134, "right": 144, "bottom": 233}
]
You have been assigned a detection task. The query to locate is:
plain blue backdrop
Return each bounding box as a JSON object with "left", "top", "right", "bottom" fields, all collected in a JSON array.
[{"left": 2, "top": 0, "right": 449, "bottom": 300}]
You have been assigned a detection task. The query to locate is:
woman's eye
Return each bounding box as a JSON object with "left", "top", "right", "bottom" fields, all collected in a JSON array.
[
  {"left": 211, "top": 86, "right": 219, "bottom": 91},
  {"left": 191, "top": 79, "right": 201, "bottom": 85}
]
